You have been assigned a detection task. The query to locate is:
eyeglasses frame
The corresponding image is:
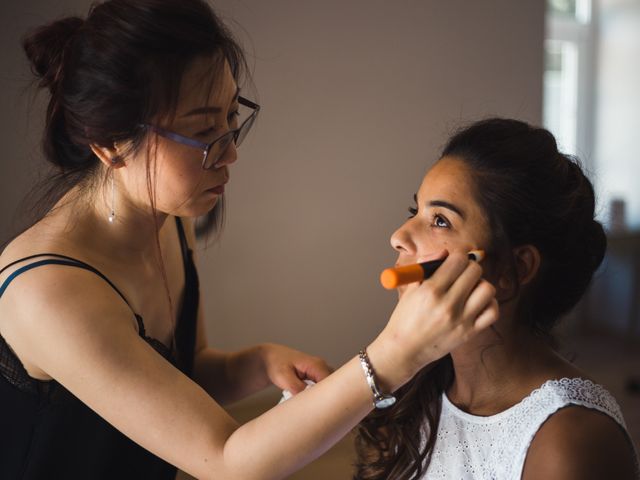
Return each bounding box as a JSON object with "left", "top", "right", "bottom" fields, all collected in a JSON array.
[{"left": 140, "top": 96, "right": 260, "bottom": 170}]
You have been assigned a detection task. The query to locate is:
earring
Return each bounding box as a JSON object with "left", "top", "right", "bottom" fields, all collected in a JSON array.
[{"left": 108, "top": 161, "right": 116, "bottom": 223}]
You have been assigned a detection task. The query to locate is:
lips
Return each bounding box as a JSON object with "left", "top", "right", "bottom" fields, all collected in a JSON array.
[
  {"left": 395, "top": 251, "right": 448, "bottom": 269},
  {"left": 206, "top": 168, "right": 229, "bottom": 195},
  {"left": 416, "top": 251, "right": 448, "bottom": 264}
]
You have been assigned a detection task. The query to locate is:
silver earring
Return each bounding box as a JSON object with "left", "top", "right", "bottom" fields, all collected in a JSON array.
[{"left": 108, "top": 167, "right": 116, "bottom": 223}]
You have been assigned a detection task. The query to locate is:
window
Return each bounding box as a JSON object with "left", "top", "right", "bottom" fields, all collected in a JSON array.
[
  {"left": 543, "top": 0, "right": 594, "bottom": 158},
  {"left": 544, "top": 40, "right": 579, "bottom": 154},
  {"left": 544, "top": 0, "right": 640, "bottom": 232}
]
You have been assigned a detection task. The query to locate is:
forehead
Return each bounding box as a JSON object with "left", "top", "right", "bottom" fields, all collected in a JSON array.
[
  {"left": 177, "top": 56, "right": 238, "bottom": 114},
  {"left": 419, "top": 156, "right": 474, "bottom": 200}
]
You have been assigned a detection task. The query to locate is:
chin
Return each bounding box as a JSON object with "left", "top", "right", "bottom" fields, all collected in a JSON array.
[{"left": 170, "top": 198, "right": 219, "bottom": 219}]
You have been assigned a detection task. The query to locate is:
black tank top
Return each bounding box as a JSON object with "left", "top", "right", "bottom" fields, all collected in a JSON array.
[{"left": 0, "top": 217, "right": 199, "bottom": 479}]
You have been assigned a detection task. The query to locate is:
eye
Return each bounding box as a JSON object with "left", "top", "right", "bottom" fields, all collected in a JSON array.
[
  {"left": 431, "top": 213, "right": 451, "bottom": 229},
  {"left": 228, "top": 109, "right": 240, "bottom": 126},
  {"left": 408, "top": 193, "right": 419, "bottom": 218},
  {"left": 195, "top": 126, "right": 215, "bottom": 137}
]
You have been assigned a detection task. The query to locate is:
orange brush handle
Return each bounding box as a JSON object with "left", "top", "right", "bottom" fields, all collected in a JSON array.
[
  {"left": 380, "top": 250, "right": 485, "bottom": 290},
  {"left": 380, "top": 264, "right": 425, "bottom": 289}
]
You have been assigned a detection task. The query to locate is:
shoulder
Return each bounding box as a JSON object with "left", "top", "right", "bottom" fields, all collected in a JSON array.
[
  {"left": 0, "top": 252, "right": 136, "bottom": 322},
  {"left": 522, "top": 403, "right": 638, "bottom": 479},
  {"left": 0, "top": 256, "right": 139, "bottom": 376},
  {"left": 1, "top": 251, "right": 234, "bottom": 478}
]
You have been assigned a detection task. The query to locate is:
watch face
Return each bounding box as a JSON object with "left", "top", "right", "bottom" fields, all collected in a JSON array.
[{"left": 375, "top": 395, "right": 396, "bottom": 409}]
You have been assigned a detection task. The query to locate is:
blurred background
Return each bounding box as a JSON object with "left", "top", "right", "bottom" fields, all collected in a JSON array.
[{"left": 1, "top": 0, "right": 638, "bottom": 478}]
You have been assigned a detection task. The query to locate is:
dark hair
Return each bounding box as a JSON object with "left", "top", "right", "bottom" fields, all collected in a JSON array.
[
  {"left": 16, "top": 0, "right": 249, "bottom": 373},
  {"left": 19, "top": 0, "right": 248, "bottom": 237},
  {"left": 354, "top": 118, "right": 607, "bottom": 479}
]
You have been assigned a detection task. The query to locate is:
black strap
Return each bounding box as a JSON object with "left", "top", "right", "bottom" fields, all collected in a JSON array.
[
  {"left": 0, "top": 253, "right": 91, "bottom": 276},
  {"left": 173, "top": 217, "right": 198, "bottom": 376},
  {"left": 0, "top": 219, "right": 193, "bottom": 364},
  {"left": 0, "top": 253, "right": 135, "bottom": 314},
  {"left": 174, "top": 217, "right": 192, "bottom": 262}
]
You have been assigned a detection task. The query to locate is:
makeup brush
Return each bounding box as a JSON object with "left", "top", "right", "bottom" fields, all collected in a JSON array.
[{"left": 380, "top": 250, "right": 485, "bottom": 290}]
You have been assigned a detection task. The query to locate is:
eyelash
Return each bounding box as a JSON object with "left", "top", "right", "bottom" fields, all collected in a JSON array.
[
  {"left": 431, "top": 213, "right": 450, "bottom": 229},
  {"left": 196, "top": 110, "right": 240, "bottom": 137},
  {"left": 407, "top": 206, "right": 451, "bottom": 229}
]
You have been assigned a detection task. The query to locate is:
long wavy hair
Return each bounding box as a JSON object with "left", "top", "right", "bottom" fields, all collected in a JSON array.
[{"left": 353, "top": 118, "right": 607, "bottom": 479}]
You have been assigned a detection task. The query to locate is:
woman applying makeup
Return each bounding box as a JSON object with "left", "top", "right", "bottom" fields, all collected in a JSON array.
[
  {"left": 0, "top": 1, "right": 499, "bottom": 478},
  {"left": 354, "top": 118, "right": 639, "bottom": 480}
]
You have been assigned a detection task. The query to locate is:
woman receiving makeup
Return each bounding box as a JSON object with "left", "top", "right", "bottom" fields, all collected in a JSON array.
[
  {"left": 0, "top": 1, "right": 499, "bottom": 478},
  {"left": 354, "top": 118, "right": 639, "bottom": 480}
]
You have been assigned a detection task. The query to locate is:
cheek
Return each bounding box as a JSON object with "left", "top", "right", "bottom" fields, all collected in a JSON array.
[
  {"left": 167, "top": 168, "right": 205, "bottom": 199},
  {"left": 159, "top": 144, "right": 202, "bottom": 181},
  {"left": 156, "top": 156, "right": 206, "bottom": 204},
  {"left": 411, "top": 229, "right": 451, "bottom": 253}
]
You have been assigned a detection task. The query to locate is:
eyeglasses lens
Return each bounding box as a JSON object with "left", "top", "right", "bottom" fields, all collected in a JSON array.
[
  {"left": 204, "top": 131, "right": 234, "bottom": 169},
  {"left": 203, "top": 108, "right": 258, "bottom": 169}
]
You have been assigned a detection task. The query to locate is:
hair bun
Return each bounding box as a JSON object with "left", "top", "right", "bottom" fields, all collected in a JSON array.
[
  {"left": 22, "top": 16, "right": 84, "bottom": 93},
  {"left": 585, "top": 218, "right": 607, "bottom": 271}
]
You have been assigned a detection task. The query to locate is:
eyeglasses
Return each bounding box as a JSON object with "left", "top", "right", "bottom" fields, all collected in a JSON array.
[{"left": 141, "top": 96, "right": 260, "bottom": 170}]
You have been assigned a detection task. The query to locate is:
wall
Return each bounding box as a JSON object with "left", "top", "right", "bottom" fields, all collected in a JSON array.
[
  {"left": 0, "top": 1, "right": 91, "bottom": 239},
  {"left": 0, "top": 0, "right": 545, "bottom": 370},
  {"left": 198, "top": 0, "right": 545, "bottom": 368}
]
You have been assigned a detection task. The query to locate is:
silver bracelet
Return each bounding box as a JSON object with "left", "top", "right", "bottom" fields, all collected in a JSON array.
[{"left": 358, "top": 349, "right": 396, "bottom": 409}]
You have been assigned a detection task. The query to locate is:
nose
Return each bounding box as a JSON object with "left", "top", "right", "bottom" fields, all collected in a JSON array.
[
  {"left": 390, "top": 222, "right": 416, "bottom": 256},
  {"left": 213, "top": 140, "right": 238, "bottom": 169}
]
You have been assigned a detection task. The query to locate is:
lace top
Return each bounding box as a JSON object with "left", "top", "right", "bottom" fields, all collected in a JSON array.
[{"left": 422, "top": 377, "right": 632, "bottom": 480}]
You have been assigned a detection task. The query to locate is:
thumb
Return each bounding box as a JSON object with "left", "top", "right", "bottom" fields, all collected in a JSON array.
[{"left": 277, "top": 369, "right": 308, "bottom": 395}]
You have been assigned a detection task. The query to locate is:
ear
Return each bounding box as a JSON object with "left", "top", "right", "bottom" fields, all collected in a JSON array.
[
  {"left": 512, "top": 244, "right": 541, "bottom": 285},
  {"left": 496, "top": 244, "right": 541, "bottom": 294},
  {"left": 90, "top": 143, "right": 126, "bottom": 169}
]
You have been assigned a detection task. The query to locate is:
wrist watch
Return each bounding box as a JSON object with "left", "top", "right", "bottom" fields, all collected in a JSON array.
[{"left": 358, "top": 349, "right": 397, "bottom": 409}]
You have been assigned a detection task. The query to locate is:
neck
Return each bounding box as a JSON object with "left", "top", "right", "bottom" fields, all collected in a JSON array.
[
  {"left": 446, "top": 317, "right": 559, "bottom": 414},
  {"left": 52, "top": 184, "right": 170, "bottom": 266}
]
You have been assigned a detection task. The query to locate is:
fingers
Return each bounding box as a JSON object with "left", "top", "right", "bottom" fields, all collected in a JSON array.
[
  {"left": 417, "top": 250, "right": 497, "bottom": 331},
  {"left": 461, "top": 279, "right": 496, "bottom": 323},
  {"left": 272, "top": 354, "right": 332, "bottom": 394},
  {"left": 302, "top": 357, "right": 333, "bottom": 382},
  {"left": 428, "top": 251, "right": 474, "bottom": 293},
  {"left": 444, "top": 260, "right": 483, "bottom": 312},
  {"left": 383, "top": 250, "right": 499, "bottom": 374},
  {"left": 473, "top": 297, "right": 499, "bottom": 331},
  {"left": 275, "top": 369, "right": 308, "bottom": 394}
]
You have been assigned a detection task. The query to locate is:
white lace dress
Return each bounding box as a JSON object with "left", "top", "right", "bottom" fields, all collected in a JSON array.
[{"left": 421, "top": 377, "right": 635, "bottom": 479}]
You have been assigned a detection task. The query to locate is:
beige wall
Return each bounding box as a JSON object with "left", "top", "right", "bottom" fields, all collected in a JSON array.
[
  {"left": 199, "top": 0, "right": 545, "bottom": 367},
  {"left": 0, "top": 1, "right": 544, "bottom": 369}
]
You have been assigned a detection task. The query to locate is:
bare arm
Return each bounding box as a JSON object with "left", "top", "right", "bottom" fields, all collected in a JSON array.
[
  {"left": 1, "top": 250, "right": 498, "bottom": 479},
  {"left": 192, "top": 345, "right": 267, "bottom": 404},
  {"left": 184, "top": 218, "right": 331, "bottom": 404}
]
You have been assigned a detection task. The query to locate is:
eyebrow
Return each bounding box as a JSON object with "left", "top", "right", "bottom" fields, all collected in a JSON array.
[
  {"left": 414, "top": 194, "right": 466, "bottom": 219},
  {"left": 428, "top": 200, "right": 466, "bottom": 219},
  {"left": 181, "top": 87, "right": 241, "bottom": 117}
]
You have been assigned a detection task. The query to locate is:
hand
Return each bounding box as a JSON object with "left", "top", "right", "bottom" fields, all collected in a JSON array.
[
  {"left": 258, "top": 343, "right": 333, "bottom": 395},
  {"left": 370, "top": 251, "right": 499, "bottom": 388}
]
